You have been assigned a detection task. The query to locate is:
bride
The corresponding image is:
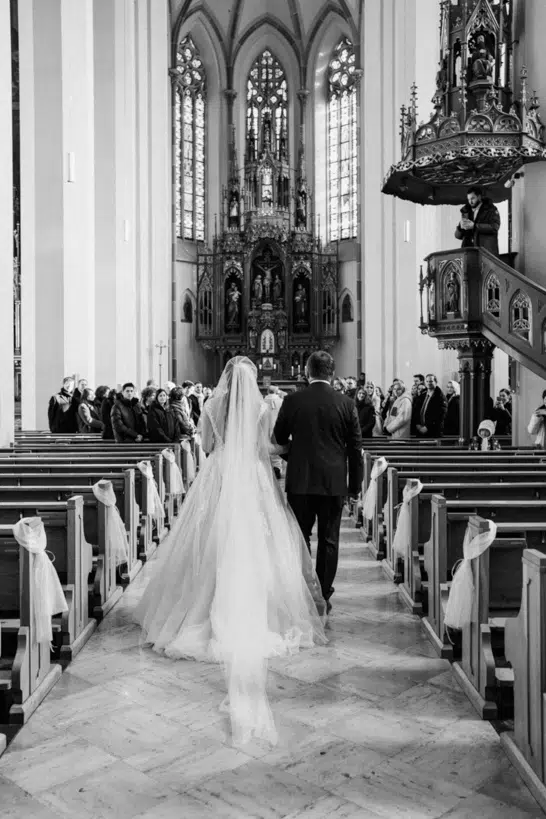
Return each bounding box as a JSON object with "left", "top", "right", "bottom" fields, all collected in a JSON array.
[{"left": 135, "top": 356, "right": 327, "bottom": 746}]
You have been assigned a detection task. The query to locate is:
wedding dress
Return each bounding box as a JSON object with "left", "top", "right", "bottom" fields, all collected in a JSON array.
[{"left": 135, "top": 356, "right": 326, "bottom": 746}]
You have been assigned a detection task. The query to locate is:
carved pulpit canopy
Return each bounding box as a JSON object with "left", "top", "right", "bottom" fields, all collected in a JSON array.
[{"left": 382, "top": 0, "right": 546, "bottom": 205}]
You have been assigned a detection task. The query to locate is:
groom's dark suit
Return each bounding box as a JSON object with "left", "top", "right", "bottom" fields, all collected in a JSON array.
[{"left": 273, "top": 381, "right": 363, "bottom": 604}]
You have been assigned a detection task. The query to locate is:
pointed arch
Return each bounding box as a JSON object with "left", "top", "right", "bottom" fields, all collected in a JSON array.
[
  {"left": 341, "top": 291, "right": 354, "bottom": 322},
  {"left": 510, "top": 290, "right": 532, "bottom": 343},
  {"left": 246, "top": 49, "right": 289, "bottom": 164},
  {"left": 181, "top": 289, "right": 195, "bottom": 323}
]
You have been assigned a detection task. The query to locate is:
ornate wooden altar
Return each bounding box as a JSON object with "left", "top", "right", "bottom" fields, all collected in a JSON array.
[{"left": 196, "top": 115, "right": 338, "bottom": 382}]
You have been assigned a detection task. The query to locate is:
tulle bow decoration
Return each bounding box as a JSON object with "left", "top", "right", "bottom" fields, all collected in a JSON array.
[
  {"left": 444, "top": 520, "right": 497, "bottom": 630},
  {"left": 393, "top": 480, "right": 423, "bottom": 559},
  {"left": 161, "top": 449, "right": 185, "bottom": 499},
  {"left": 92, "top": 480, "right": 129, "bottom": 565},
  {"left": 180, "top": 440, "right": 196, "bottom": 487},
  {"left": 12, "top": 517, "right": 68, "bottom": 645},
  {"left": 137, "top": 461, "right": 165, "bottom": 526},
  {"left": 362, "top": 457, "right": 388, "bottom": 521}
]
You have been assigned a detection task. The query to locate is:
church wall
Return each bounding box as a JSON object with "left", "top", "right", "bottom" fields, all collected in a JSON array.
[
  {"left": 361, "top": 0, "right": 459, "bottom": 394},
  {"left": 0, "top": 0, "right": 14, "bottom": 444}
]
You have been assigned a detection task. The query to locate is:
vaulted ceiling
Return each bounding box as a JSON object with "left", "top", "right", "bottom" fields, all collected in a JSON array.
[{"left": 170, "top": 0, "right": 361, "bottom": 56}]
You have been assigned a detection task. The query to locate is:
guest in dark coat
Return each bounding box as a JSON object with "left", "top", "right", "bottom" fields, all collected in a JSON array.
[
  {"left": 148, "top": 389, "right": 181, "bottom": 443},
  {"left": 169, "top": 386, "right": 196, "bottom": 439},
  {"left": 71, "top": 378, "right": 89, "bottom": 414},
  {"left": 410, "top": 383, "right": 426, "bottom": 436},
  {"left": 111, "top": 383, "right": 146, "bottom": 443},
  {"left": 101, "top": 389, "right": 117, "bottom": 440},
  {"left": 355, "top": 387, "right": 375, "bottom": 438},
  {"left": 77, "top": 388, "right": 105, "bottom": 434},
  {"left": 48, "top": 377, "right": 78, "bottom": 433},
  {"left": 443, "top": 380, "right": 460, "bottom": 437},
  {"left": 415, "top": 374, "right": 447, "bottom": 438},
  {"left": 139, "top": 386, "right": 157, "bottom": 438},
  {"left": 454, "top": 185, "right": 500, "bottom": 256}
]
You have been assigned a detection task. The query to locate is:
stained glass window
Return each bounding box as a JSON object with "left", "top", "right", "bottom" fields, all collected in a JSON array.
[
  {"left": 246, "top": 50, "right": 288, "bottom": 162},
  {"left": 328, "top": 38, "right": 358, "bottom": 241},
  {"left": 175, "top": 36, "right": 206, "bottom": 242}
]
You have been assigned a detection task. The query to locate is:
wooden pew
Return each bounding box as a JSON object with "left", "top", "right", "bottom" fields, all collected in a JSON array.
[
  {"left": 0, "top": 456, "right": 165, "bottom": 561},
  {"left": 502, "top": 549, "right": 546, "bottom": 813},
  {"left": 423, "top": 496, "right": 546, "bottom": 659},
  {"left": 0, "top": 472, "right": 141, "bottom": 584},
  {"left": 0, "top": 498, "right": 123, "bottom": 623},
  {"left": 448, "top": 516, "right": 546, "bottom": 719},
  {"left": 0, "top": 526, "right": 68, "bottom": 724},
  {"left": 385, "top": 468, "right": 546, "bottom": 605}
]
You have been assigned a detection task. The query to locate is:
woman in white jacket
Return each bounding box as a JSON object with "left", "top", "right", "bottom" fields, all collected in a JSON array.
[{"left": 384, "top": 382, "right": 412, "bottom": 439}]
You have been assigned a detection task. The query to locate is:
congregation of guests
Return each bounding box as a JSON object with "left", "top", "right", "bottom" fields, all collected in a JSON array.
[{"left": 48, "top": 376, "right": 213, "bottom": 447}]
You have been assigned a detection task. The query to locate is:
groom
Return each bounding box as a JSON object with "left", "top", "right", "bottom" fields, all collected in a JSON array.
[{"left": 273, "top": 351, "right": 363, "bottom": 613}]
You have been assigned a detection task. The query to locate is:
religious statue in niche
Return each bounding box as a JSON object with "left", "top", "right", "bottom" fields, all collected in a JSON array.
[
  {"left": 296, "top": 190, "right": 307, "bottom": 228},
  {"left": 252, "top": 249, "right": 283, "bottom": 306},
  {"left": 428, "top": 280, "right": 436, "bottom": 321},
  {"left": 453, "top": 39, "right": 462, "bottom": 87},
  {"left": 247, "top": 126, "right": 256, "bottom": 163},
  {"left": 261, "top": 170, "right": 273, "bottom": 208},
  {"left": 445, "top": 273, "right": 461, "bottom": 315},
  {"left": 273, "top": 273, "right": 283, "bottom": 304},
  {"left": 294, "top": 282, "right": 309, "bottom": 326},
  {"left": 228, "top": 192, "right": 239, "bottom": 228},
  {"left": 225, "top": 280, "right": 241, "bottom": 332},
  {"left": 468, "top": 34, "right": 495, "bottom": 83}
]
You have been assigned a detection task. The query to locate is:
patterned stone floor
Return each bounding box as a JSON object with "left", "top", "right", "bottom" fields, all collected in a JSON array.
[{"left": 0, "top": 515, "right": 544, "bottom": 818}]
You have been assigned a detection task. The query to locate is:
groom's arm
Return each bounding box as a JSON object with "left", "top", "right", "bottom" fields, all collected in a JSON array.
[
  {"left": 346, "top": 403, "right": 364, "bottom": 496},
  {"left": 273, "top": 397, "right": 291, "bottom": 446}
]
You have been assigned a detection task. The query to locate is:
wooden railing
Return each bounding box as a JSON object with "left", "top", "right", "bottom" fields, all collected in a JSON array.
[{"left": 420, "top": 246, "right": 546, "bottom": 379}]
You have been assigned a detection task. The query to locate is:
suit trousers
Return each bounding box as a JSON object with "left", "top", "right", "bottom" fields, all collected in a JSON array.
[{"left": 287, "top": 494, "right": 345, "bottom": 602}]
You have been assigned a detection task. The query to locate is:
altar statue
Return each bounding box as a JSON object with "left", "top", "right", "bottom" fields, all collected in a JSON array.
[
  {"left": 263, "top": 269, "right": 272, "bottom": 303},
  {"left": 294, "top": 283, "right": 308, "bottom": 322},
  {"left": 469, "top": 35, "right": 494, "bottom": 83},
  {"left": 273, "top": 274, "right": 282, "bottom": 304},
  {"left": 253, "top": 273, "right": 263, "bottom": 304},
  {"left": 226, "top": 282, "right": 241, "bottom": 328},
  {"left": 296, "top": 190, "right": 307, "bottom": 228},
  {"left": 445, "top": 274, "right": 460, "bottom": 314}
]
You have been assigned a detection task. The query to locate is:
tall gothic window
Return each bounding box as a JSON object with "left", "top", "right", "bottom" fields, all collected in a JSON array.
[
  {"left": 246, "top": 50, "right": 288, "bottom": 161},
  {"left": 175, "top": 36, "right": 206, "bottom": 242},
  {"left": 328, "top": 38, "right": 358, "bottom": 241}
]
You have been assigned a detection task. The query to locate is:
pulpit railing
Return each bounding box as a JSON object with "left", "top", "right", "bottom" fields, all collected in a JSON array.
[{"left": 420, "top": 246, "right": 546, "bottom": 379}]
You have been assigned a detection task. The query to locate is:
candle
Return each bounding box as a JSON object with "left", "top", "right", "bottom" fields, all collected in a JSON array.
[{"left": 291, "top": 366, "right": 294, "bottom": 376}]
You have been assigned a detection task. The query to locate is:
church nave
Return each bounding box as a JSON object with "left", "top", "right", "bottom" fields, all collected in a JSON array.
[{"left": 0, "top": 515, "right": 542, "bottom": 819}]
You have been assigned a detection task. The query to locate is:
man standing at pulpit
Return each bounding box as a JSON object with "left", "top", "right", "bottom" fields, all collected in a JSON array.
[{"left": 455, "top": 185, "right": 500, "bottom": 256}]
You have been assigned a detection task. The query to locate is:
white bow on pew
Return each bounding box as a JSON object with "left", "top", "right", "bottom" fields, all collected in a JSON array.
[
  {"left": 137, "top": 461, "right": 165, "bottom": 526},
  {"left": 362, "top": 457, "right": 388, "bottom": 521},
  {"left": 12, "top": 517, "right": 68, "bottom": 645},
  {"left": 92, "top": 480, "right": 129, "bottom": 565},
  {"left": 444, "top": 519, "right": 497, "bottom": 630},
  {"left": 393, "top": 480, "right": 423, "bottom": 561},
  {"left": 161, "top": 448, "right": 185, "bottom": 500}
]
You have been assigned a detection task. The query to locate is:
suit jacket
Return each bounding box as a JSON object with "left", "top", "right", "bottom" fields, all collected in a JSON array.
[
  {"left": 454, "top": 198, "right": 500, "bottom": 256},
  {"left": 273, "top": 381, "right": 363, "bottom": 496},
  {"left": 417, "top": 386, "right": 447, "bottom": 438}
]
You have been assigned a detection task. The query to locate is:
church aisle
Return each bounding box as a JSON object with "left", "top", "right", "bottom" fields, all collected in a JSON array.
[{"left": 0, "top": 516, "right": 543, "bottom": 818}]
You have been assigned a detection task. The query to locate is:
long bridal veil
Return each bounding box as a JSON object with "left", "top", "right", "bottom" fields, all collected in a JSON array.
[{"left": 136, "top": 356, "right": 326, "bottom": 746}]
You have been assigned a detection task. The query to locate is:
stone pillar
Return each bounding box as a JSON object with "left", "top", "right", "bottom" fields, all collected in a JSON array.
[
  {"left": 19, "top": 0, "right": 95, "bottom": 429},
  {"left": 0, "top": 0, "right": 15, "bottom": 445},
  {"left": 454, "top": 339, "right": 494, "bottom": 443}
]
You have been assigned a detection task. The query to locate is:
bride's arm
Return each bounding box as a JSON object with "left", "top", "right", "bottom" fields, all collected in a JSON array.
[{"left": 199, "top": 407, "right": 215, "bottom": 454}]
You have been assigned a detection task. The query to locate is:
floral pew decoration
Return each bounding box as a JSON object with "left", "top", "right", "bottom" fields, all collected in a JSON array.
[
  {"left": 444, "top": 518, "right": 497, "bottom": 629},
  {"left": 362, "top": 456, "right": 388, "bottom": 522},
  {"left": 161, "top": 448, "right": 185, "bottom": 503},
  {"left": 137, "top": 460, "right": 165, "bottom": 529},
  {"left": 92, "top": 479, "right": 129, "bottom": 566}
]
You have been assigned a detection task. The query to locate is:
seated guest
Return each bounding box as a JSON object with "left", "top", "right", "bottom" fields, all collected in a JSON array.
[
  {"left": 148, "top": 388, "right": 180, "bottom": 443},
  {"left": 355, "top": 387, "right": 376, "bottom": 438},
  {"left": 77, "top": 388, "right": 105, "bottom": 434},
  {"left": 101, "top": 388, "right": 117, "bottom": 440},
  {"left": 415, "top": 374, "right": 447, "bottom": 438},
  {"left": 140, "top": 386, "right": 157, "bottom": 436},
  {"left": 476, "top": 419, "right": 501, "bottom": 450},
  {"left": 169, "top": 386, "right": 196, "bottom": 440},
  {"left": 111, "top": 382, "right": 146, "bottom": 443},
  {"left": 384, "top": 381, "right": 412, "bottom": 439},
  {"left": 48, "top": 377, "right": 78, "bottom": 433},
  {"left": 444, "top": 380, "right": 460, "bottom": 437}
]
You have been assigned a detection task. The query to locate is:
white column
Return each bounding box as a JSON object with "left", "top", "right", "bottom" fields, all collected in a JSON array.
[
  {"left": 135, "top": 0, "right": 151, "bottom": 386},
  {"left": 19, "top": 0, "right": 95, "bottom": 430},
  {"left": 0, "top": 1, "right": 15, "bottom": 445}
]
